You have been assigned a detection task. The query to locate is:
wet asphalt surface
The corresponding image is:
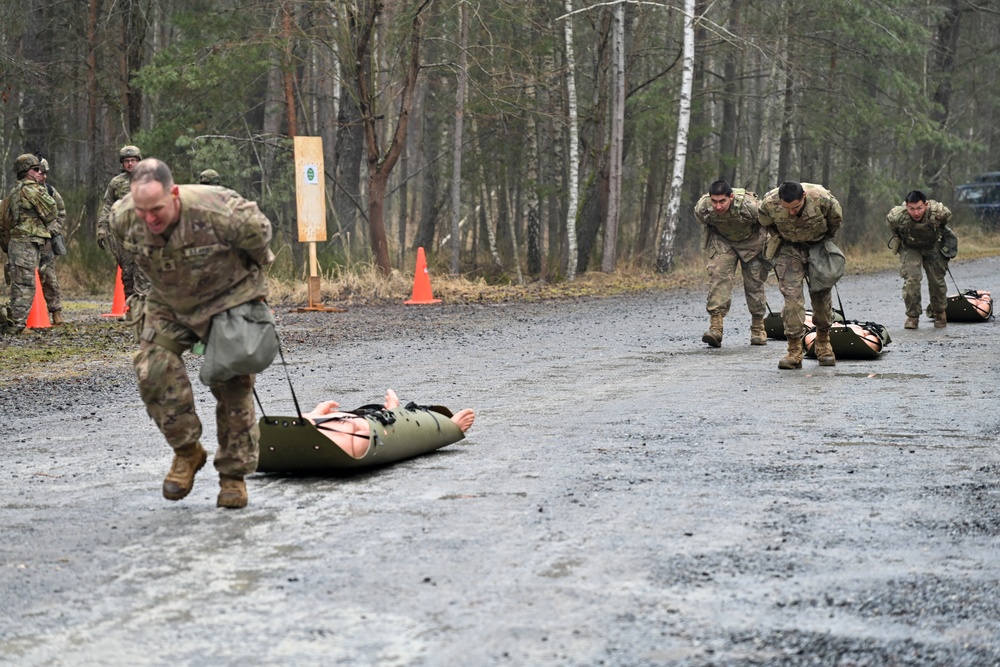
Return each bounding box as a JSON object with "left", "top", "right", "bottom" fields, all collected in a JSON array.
[{"left": 1, "top": 258, "right": 999, "bottom": 666}]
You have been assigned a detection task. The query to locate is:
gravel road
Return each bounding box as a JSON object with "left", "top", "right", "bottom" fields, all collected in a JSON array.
[{"left": 2, "top": 258, "right": 999, "bottom": 666}]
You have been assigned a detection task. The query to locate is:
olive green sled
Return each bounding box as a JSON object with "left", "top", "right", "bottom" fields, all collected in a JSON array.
[
  {"left": 256, "top": 405, "right": 465, "bottom": 474},
  {"left": 945, "top": 291, "right": 993, "bottom": 322}
]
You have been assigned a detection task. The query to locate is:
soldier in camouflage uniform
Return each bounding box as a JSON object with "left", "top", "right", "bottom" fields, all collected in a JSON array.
[
  {"left": 886, "top": 190, "right": 953, "bottom": 329},
  {"left": 37, "top": 159, "right": 66, "bottom": 325},
  {"left": 758, "top": 181, "right": 843, "bottom": 370},
  {"left": 110, "top": 158, "right": 274, "bottom": 509},
  {"left": 694, "top": 180, "right": 769, "bottom": 347},
  {"left": 97, "top": 145, "right": 150, "bottom": 300},
  {"left": 1, "top": 154, "right": 59, "bottom": 335},
  {"left": 198, "top": 169, "right": 221, "bottom": 185}
]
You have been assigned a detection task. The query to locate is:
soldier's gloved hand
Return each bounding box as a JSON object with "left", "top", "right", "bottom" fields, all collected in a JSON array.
[{"left": 97, "top": 234, "right": 107, "bottom": 251}]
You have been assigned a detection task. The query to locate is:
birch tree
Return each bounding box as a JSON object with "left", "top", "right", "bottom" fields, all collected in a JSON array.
[
  {"left": 563, "top": 0, "right": 580, "bottom": 281},
  {"left": 655, "top": 0, "right": 695, "bottom": 274}
]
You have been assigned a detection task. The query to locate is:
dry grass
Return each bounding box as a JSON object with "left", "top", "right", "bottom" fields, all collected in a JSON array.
[
  {"left": 263, "top": 256, "right": 710, "bottom": 308},
  {"left": 266, "top": 222, "right": 1000, "bottom": 308}
]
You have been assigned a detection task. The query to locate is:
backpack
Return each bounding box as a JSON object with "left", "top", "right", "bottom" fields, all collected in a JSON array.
[{"left": 0, "top": 192, "right": 15, "bottom": 253}]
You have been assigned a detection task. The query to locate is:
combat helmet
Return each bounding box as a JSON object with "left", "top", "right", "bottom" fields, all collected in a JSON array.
[
  {"left": 14, "top": 153, "right": 41, "bottom": 176},
  {"left": 119, "top": 145, "right": 142, "bottom": 162},
  {"left": 198, "top": 169, "right": 221, "bottom": 185}
]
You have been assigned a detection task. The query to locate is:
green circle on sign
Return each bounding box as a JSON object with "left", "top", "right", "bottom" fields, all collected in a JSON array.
[{"left": 306, "top": 166, "right": 316, "bottom": 181}]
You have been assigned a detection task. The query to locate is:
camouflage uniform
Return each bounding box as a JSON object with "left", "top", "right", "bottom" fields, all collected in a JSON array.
[
  {"left": 694, "top": 189, "right": 768, "bottom": 318},
  {"left": 110, "top": 185, "right": 274, "bottom": 477},
  {"left": 3, "top": 178, "right": 58, "bottom": 331},
  {"left": 758, "top": 183, "right": 843, "bottom": 339},
  {"left": 886, "top": 201, "right": 952, "bottom": 320},
  {"left": 37, "top": 182, "right": 66, "bottom": 317},
  {"left": 98, "top": 172, "right": 150, "bottom": 299}
]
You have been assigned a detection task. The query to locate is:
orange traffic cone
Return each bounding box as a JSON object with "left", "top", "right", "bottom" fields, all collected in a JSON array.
[
  {"left": 102, "top": 266, "right": 127, "bottom": 318},
  {"left": 404, "top": 247, "right": 441, "bottom": 305},
  {"left": 26, "top": 270, "right": 51, "bottom": 329}
]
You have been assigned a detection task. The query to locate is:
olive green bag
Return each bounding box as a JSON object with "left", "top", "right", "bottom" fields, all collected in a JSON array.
[
  {"left": 939, "top": 226, "right": 958, "bottom": 259},
  {"left": 807, "top": 239, "right": 846, "bottom": 291},
  {"left": 199, "top": 300, "right": 279, "bottom": 386}
]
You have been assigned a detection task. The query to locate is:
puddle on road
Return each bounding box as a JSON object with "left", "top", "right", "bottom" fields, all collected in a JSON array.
[{"left": 834, "top": 372, "right": 932, "bottom": 380}]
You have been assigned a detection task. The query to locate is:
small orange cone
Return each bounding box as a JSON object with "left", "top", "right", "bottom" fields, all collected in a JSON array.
[
  {"left": 26, "top": 270, "right": 51, "bottom": 329},
  {"left": 404, "top": 247, "right": 441, "bottom": 305},
  {"left": 101, "top": 266, "right": 128, "bottom": 318}
]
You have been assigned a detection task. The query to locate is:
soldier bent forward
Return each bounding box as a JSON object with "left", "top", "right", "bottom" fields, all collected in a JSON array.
[
  {"left": 694, "top": 180, "right": 768, "bottom": 347},
  {"left": 886, "top": 190, "right": 954, "bottom": 329},
  {"left": 110, "top": 158, "right": 274, "bottom": 509},
  {"left": 758, "top": 181, "right": 843, "bottom": 369}
]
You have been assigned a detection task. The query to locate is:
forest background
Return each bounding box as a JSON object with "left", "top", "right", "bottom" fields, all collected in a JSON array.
[{"left": 3, "top": 0, "right": 1000, "bottom": 299}]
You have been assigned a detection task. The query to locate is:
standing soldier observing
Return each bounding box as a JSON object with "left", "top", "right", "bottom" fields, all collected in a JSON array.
[
  {"left": 198, "top": 169, "right": 221, "bottom": 185},
  {"left": 0, "top": 154, "right": 59, "bottom": 335},
  {"left": 758, "top": 181, "right": 844, "bottom": 370},
  {"left": 97, "top": 145, "right": 150, "bottom": 302},
  {"left": 110, "top": 158, "right": 274, "bottom": 509},
  {"left": 694, "top": 180, "right": 769, "bottom": 347},
  {"left": 38, "top": 158, "right": 67, "bottom": 325},
  {"left": 886, "top": 190, "right": 955, "bottom": 329}
]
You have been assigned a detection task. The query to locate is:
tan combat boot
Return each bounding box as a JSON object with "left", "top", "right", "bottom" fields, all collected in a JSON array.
[
  {"left": 904, "top": 316, "right": 919, "bottom": 329},
  {"left": 750, "top": 316, "right": 768, "bottom": 346},
  {"left": 777, "top": 337, "right": 804, "bottom": 370},
  {"left": 162, "top": 442, "right": 208, "bottom": 501},
  {"left": 217, "top": 475, "right": 248, "bottom": 509},
  {"left": 814, "top": 329, "right": 836, "bottom": 366},
  {"left": 933, "top": 311, "right": 947, "bottom": 328},
  {"left": 702, "top": 312, "right": 724, "bottom": 348},
  {"left": 50, "top": 310, "right": 65, "bottom": 326}
]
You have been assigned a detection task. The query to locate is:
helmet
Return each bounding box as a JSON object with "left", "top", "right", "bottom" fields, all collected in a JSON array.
[
  {"left": 14, "top": 153, "right": 41, "bottom": 175},
  {"left": 119, "top": 145, "right": 142, "bottom": 162},
  {"left": 39, "top": 158, "right": 50, "bottom": 173},
  {"left": 198, "top": 169, "right": 221, "bottom": 185}
]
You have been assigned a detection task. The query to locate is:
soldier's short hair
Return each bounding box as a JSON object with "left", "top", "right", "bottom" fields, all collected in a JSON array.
[
  {"left": 778, "top": 181, "right": 805, "bottom": 202},
  {"left": 131, "top": 158, "right": 175, "bottom": 190},
  {"left": 708, "top": 180, "right": 733, "bottom": 197},
  {"left": 904, "top": 190, "right": 928, "bottom": 204}
]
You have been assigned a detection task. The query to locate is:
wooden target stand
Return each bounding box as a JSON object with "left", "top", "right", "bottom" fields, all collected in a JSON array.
[{"left": 290, "top": 136, "right": 346, "bottom": 314}]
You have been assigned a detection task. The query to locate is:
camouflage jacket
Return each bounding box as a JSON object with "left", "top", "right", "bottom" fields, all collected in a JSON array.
[
  {"left": 110, "top": 184, "right": 275, "bottom": 338},
  {"left": 886, "top": 200, "right": 951, "bottom": 249},
  {"left": 3, "top": 178, "right": 58, "bottom": 241},
  {"left": 694, "top": 188, "right": 766, "bottom": 263},
  {"left": 97, "top": 172, "right": 132, "bottom": 239},
  {"left": 47, "top": 184, "right": 66, "bottom": 235},
  {"left": 758, "top": 183, "right": 843, "bottom": 244}
]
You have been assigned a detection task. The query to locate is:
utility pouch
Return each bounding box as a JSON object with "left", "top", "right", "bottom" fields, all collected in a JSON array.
[
  {"left": 51, "top": 233, "right": 67, "bottom": 256},
  {"left": 764, "top": 235, "right": 783, "bottom": 262},
  {"left": 199, "top": 300, "right": 278, "bottom": 386}
]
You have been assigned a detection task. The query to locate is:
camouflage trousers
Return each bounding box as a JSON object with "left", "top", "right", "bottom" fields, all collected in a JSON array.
[
  {"left": 705, "top": 247, "right": 768, "bottom": 317},
  {"left": 774, "top": 244, "right": 834, "bottom": 339},
  {"left": 899, "top": 246, "right": 947, "bottom": 318},
  {"left": 6, "top": 238, "right": 62, "bottom": 328},
  {"left": 133, "top": 299, "right": 260, "bottom": 476},
  {"left": 110, "top": 236, "right": 150, "bottom": 300}
]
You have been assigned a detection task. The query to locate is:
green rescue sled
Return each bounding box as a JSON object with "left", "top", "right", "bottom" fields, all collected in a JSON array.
[
  {"left": 257, "top": 404, "right": 466, "bottom": 474},
  {"left": 804, "top": 321, "right": 891, "bottom": 360},
  {"left": 945, "top": 290, "right": 994, "bottom": 322}
]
